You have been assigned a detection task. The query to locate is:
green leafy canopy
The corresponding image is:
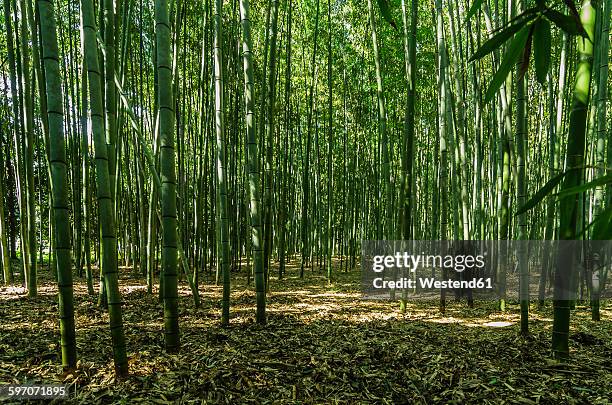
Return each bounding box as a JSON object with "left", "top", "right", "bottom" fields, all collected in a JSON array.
[{"left": 468, "top": 0, "right": 587, "bottom": 105}]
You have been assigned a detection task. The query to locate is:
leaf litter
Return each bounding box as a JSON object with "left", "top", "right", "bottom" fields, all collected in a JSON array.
[{"left": 0, "top": 264, "right": 611, "bottom": 404}]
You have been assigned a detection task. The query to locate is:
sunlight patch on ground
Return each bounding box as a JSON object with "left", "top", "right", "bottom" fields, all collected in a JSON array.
[
  {"left": 481, "top": 321, "right": 514, "bottom": 327},
  {"left": 292, "top": 302, "right": 336, "bottom": 312},
  {"left": 429, "top": 317, "right": 465, "bottom": 324},
  {"left": 177, "top": 286, "right": 194, "bottom": 295},
  {"left": 0, "top": 285, "right": 61, "bottom": 299},
  {"left": 124, "top": 285, "right": 147, "bottom": 294},
  {"left": 0, "top": 286, "right": 27, "bottom": 295},
  {"left": 530, "top": 315, "right": 553, "bottom": 322},
  {"left": 305, "top": 292, "right": 361, "bottom": 298},
  {"left": 349, "top": 312, "right": 401, "bottom": 322},
  {"left": 600, "top": 308, "right": 612, "bottom": 318},
  {"left": 271, "top": 290, "right": 325, "bottom": 296}
]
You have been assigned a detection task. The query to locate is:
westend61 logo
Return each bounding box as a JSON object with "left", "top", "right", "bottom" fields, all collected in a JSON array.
[{"left": 362, "top": 240, "right": 500, "bottom": 300}]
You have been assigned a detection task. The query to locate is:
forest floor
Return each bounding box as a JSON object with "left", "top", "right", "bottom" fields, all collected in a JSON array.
[{"left": 0, "top": 258, "right": 611, "bottom": 404}]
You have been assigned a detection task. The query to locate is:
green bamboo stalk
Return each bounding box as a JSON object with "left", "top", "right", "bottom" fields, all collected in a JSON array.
[
  {"left": 435, "top": 0, "right": 449, "bottom": 314},
  {"left": 263, "top": 0, "right": 280, "bottom": 287},
  {"left": 591, "top": 0, "right": 611, "bottom": 322},
  {"left": 399, "top": 0, "right": 417, "bottom": 313},
  {"left": 37, "top": 0, "right": 77, "bottom": 371},
  {"left": 213, "top": 0, "right": 231, "bottom": 326},
  {"left": 18, "top": 0, "right": 37, "bottom": 296},
  {"left": 155, "top": 0, "right": 181, "bottom": 350},
  {"left": 0, "top": 116, "right": 11, "bottom": 283},
  {"left": 515, "top": 8, "right": 528, "bottom": 334},
  {"left": 299, "top": 0, "right": 319, "bottom": 279},
  {"left": 80, "top": 0, "right": 128, "bottom": 375},
  {"left": 367, "top": 0, "right": 392, "bottom": 241},
  {"left": 325, "top": 0, "right": 333, "bottom": 283},
  {"left": 552, "top": 0, "right": 596, "bottom": 360},
  {"left": 239, "top": 0, "right": 266, "bottom": 324}
]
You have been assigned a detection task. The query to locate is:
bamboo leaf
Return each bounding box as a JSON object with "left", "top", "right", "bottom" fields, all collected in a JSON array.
[
  {"left": 562, "top": 0, "right": 585, "bottom": 35},
  {"left": 591, "top": 203, "right": 612, "bottom": 240},
  {"left": 469, "top": 11, "right": 537, "bottom": 62},
  {"left": 483, "top": 25, "right": 531, "bottom": 104},
  {"left": 515, "top": 170, "right": 571, "bottom": 215},
  {"left": 465, "top": 0, "right": 483, "bottom": 21},
  {"left": 507, "top": 7, "right": 540, "bottom": 26},
  {"left": 518, "top": 27, "right": 533, "bottom": 81},
  {"left": 555, "top": 174, "right": 612, "bottom": 199},
  {"left": 533, "top": 18, "right": 551, "bottom": 84},
  {"left": 469, "top": 22, "right": 524, "bottom": 62},
  {"left": 562, "top": 0, "right": 580, "bottom": 16},
  {"left": 544, "top": 8, "right": 588, "bottom": 38},
  {"left": 376, "top": 0, "right": 397, "bottom": 30},
  {"left": 576, "top": 202, "right": 612, "bottom": 239}
]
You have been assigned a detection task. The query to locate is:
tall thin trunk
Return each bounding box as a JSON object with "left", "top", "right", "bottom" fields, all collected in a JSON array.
[
  {"left": 277, "top": 0, "right": 292, "bottom": 280},
  {"left": 155, "top": 0, "right": 181, "bottom": 350},
  {"left": 552, "top": 0, "right": 596, "bottom": 360},
  {"left": 515, "top": 8, "right": 528, "bottom": 334},
  {"left": 590, "top": 0, "right": 611, "bottom": 322},
  {"left": 213, "top": 0, "right": 231, "bottom": 326},
  {"left": 81, "top": 0, "right": 129, "bottom": 375},
  {"left": 38, "top": 0, "right": 77, "bottom": 371},
  {"left": 325, "top": 0, "right": 333, "bottom": 283},
  {"left": 0, "top": 141, "right": 10, "bottom": 283},
  {"left": 19, "top": 0, "right": 37, "bottom": 296},
  {"left": 79, "top": 23, "right": 95, "bottom": 296},
  {"left": 263, "top": 0, "right": 279, "bottom": 288},
  {"left": 399, "top": 0, "right": 417, "bottom": 313},
  {"left": 299, "top": 0, "right": 319, "bottom": 278},
  {"left": 367, "top": 0, "right": 392, "bottom": 241},
  {"left": 3, "top": 0, "right": 29, "bottom": 286},
  {"left": 239, "top": 0, "right": 266, "bottom": 324},
  {"left": 104, "top": 0, "right": 117, "bottom": 207},
  {"left": 435, "top": 0, "right": 449, "bottom": 313}
]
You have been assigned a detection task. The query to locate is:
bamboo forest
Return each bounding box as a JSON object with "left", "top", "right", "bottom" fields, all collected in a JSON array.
[{"left": 0, "top": 0, "right": 611, "bottom": 402}]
